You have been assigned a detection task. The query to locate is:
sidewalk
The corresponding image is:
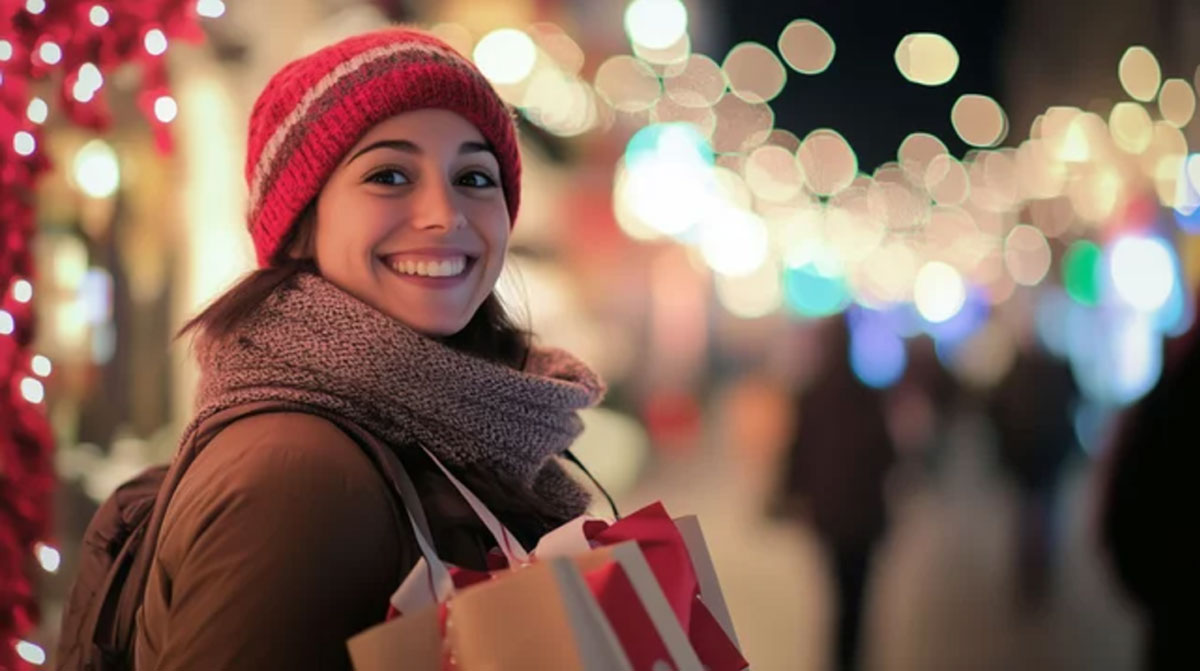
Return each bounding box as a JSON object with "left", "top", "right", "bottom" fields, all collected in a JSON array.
[{"left": 621, "top": 428, "right": 1139, "bottom": 670}]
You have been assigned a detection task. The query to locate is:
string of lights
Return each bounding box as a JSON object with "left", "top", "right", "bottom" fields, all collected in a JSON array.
[{"left": 0, "top": 0, "right": 217, "bottom": 666}]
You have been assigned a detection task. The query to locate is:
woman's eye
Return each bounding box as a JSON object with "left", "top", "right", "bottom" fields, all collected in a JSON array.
[
  {"left": 366, "top": 169, "right": 409, "bottom": 186},
  {"left": 457, "top": 171, "right": 497, "bottom": 188}
]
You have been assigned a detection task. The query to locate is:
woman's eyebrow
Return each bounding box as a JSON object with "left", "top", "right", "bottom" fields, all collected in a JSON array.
[{"left": 345, "top": 139, "right": 496, "bottom": 165}]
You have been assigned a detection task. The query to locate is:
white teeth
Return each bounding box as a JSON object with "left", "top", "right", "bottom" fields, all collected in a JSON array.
[{"left": 389, "top": 256, "right": 468, "bottom": 278}]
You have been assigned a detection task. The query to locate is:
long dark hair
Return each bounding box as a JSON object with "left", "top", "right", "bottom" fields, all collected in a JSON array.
[{"left": 176, "top": 204, "right": 532, "bottom": 370}]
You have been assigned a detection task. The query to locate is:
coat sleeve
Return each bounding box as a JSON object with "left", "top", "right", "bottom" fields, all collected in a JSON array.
[{"left": 139, "top": 412, "right": 413, "bottom": 671}]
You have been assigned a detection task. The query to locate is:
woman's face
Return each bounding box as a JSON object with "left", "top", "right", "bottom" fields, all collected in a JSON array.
[{"left": 310, "top": 109, "right": 510, "bottom": 335}]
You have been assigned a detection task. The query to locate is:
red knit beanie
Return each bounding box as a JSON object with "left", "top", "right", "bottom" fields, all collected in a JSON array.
[{"left": 244, "top": 27, "right": 521, "bottom": 267}]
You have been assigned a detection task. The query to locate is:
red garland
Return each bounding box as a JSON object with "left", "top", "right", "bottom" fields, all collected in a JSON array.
[{"left": 0, "top": 1, "right": 204, "bottom": 668}]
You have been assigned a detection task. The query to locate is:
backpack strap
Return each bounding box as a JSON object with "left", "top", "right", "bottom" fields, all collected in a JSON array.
[{"left": 93, "top": 400, "right": 431, "bottom": 670}]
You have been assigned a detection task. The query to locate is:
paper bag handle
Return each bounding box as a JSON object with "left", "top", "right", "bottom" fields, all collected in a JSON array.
[{"left": 418, "top": 445, "right": 531, "bottom": 565}]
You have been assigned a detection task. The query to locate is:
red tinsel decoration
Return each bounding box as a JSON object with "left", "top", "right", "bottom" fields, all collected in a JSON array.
[{"left": 0, "top": 1, "right": 205, "bottom": 668}]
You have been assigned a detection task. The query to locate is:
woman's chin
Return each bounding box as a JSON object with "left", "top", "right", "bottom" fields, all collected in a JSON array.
[{"left": 383, "top": 309, "right": 470, "bottom": 337}]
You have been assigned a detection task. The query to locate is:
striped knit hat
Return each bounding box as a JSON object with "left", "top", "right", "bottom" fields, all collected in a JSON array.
[{"left": 245, "top": 27, "right": 521, "bottom": 267}]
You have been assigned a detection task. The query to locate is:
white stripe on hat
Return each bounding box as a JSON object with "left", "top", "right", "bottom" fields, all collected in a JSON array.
[{"left": 248, "top": 40, "right": 469, "bottom": 220}]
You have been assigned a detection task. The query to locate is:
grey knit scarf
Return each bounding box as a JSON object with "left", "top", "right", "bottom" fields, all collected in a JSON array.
[{"left": 180, "top": 271, "right": 606, "bottom": 516}]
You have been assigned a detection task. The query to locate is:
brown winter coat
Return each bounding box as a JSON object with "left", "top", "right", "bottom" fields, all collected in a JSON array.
[{"left": 132, "top": 410, "right": 548, "bottom": 670}]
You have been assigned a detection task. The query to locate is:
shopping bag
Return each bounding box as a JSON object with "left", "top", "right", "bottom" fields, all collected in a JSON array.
[
  {"left": 536, "top": 503, "right": 748, "bottom": 671},
  {"left": 348, "top": 556, "right": 631, "bottom": 671},
  {"left": 349, "top": 445, "right": 746, "bottom": 670},
  {"left": 576, "top": 541, "right": 704, "bottom": 671},
  {"left": 675, "top": 515, "right": 739, "bottom": 646}
]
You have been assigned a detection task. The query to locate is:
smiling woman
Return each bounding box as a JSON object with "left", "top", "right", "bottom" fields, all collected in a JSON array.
[{"left": 59, "top": 27, "right": 610, "bottom": 671}]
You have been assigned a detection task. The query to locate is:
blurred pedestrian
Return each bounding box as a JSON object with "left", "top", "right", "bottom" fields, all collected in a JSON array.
[
  {"left": 986, "top": 343, "right": 1080, "bottom": 610},
  {"left": 773, "top": 317, "right": 897, "bottom": 671}
]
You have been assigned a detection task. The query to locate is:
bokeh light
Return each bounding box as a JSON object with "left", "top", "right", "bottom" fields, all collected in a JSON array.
[
  {"left": 14, "top": 131, "right": 37, "bottom": 156},
  {"left": 744, "top": 144, "right": 804, "bottom": 203},
  {"left": 618, "top": 123, "right": 716, "bottom": 238},
  {"left": 1158, "top": 78, "right": 1196, "bottom": 128},
  {"left": 21, "top": 377, "right": 45, "bottom": 404},
  {"left": 699, "top": 208, "right": 769, "bottom": 277},
  {"left": 522, "top": 70, "right": 596, "bottom": 138},
  {"left": 650, "top": 96, "right": 717, "bottom": 137},
  {"left": 951, "top": 94, "right": 1008, "bottom": 147},
  {"left": 784, "top": 260, "right": 850, "bottom": 317},
  {"left": 1109, "top": 235, "right": 1176, "bottom": 312},
  {"left": 15, "top": 641, "right": 45, "bottom": 666},
  {"left": 868, "top": 177, "right": 929, "bottom": 232},
  {"left": 663, "top": 54, "right": 725, "bottom": 108},
  {"left": 195, "top": 0, "right": 225, "bottom": 19},
  {"left": 924, "top": 154, "right": 970, "bottom": 205},
  {"left": 722, "top": 42, "right": 786, "bottom": 103},
  {"left": 26, "top": 97, "right": 48, "bottom": 124},
  {"left": 474, "top": 29, "right": 537, "bottom": 85},
  {"left": 796, "top": 128, "right": 857, "bottom": 196},
  {"left": 594, "top": 55, "right": 661, "bottom": 112},
  {"left": 1003, "top": 224, "right": 1051, "bottom": 286},
  {"left": 913, "top": 261, "right": 967, "bottom": 323},
  {"left": 35, "top": 541, "right": 60, "bottom": 572},
  {"left": 72, "top": 139, "right": 120, "bottom": 199},
  {"left": 849, "top": 316, "right": 908, "bottom": 388},
  {"left": 625, "top": 0, "right": 688, "bottom": 50},
  {"left": 1062, "top": 240, "right": 1102, "bottom": 306},
  {"left": 894, "top": 33, "right": 959, "bottom": 86},
  {"left": 13, "top": 279, "right": 32, "bottom": 303},
  {"left": 898, "top": 132, "right": 948, "bottom": 185},
  {"left": 154, "top": 95, "right": 178, "bottom": 123},
  {"left": 1108, "top": 102, "right": 1153, "bottom": 154},
  {"left": 1119, "top": 46, "right": 1162, "bottom": 102},
  {"left": 38, "top": 40, "right": 62, "bottom": 65},
  {"left": 777, "top": 19, "right": 835, "bottom": 75},
  {"left": 632, "top": 31, "right": 691, "bottom": 66},
  {"left": 88, "top": 5, "right": 110, "bottom": 25},
  {"left": 709, "top": 94, "right": 775, "bottom": 153},
  {"left": 143, "top": 29, "right": 167, "bottom": 56},
  {"left": 31, "top": 354, "right": 52, "bottom": 377}
]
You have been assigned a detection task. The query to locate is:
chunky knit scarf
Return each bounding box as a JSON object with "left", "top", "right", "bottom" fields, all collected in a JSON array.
[{"left": 180, "top": 272, "right": 606, "bottom": 516}]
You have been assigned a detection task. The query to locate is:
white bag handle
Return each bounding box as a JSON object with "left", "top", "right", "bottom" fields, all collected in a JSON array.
[
  {"left": 417, "top": 445, "right": 531, "bottom": 565},
  {"left": 371, "top": 444, "right": 455, "bottom": 603},
  {"left": 382, "top": 442, "right": 536, "bottom": 615}
]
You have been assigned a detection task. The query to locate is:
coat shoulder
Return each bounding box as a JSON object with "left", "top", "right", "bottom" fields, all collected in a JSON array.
[{"left": 140, "top": 410, "right": 409, "bottom": 670}]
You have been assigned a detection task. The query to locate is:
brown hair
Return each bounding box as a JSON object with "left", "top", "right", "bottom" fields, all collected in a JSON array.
[{"left": 176, "top": 204, "right": 532, "bottom": 370}]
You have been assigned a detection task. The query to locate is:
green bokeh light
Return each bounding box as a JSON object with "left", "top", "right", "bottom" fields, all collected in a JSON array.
[{"left": 1063, "top": 240, "right": 1102, "bottom": 306}]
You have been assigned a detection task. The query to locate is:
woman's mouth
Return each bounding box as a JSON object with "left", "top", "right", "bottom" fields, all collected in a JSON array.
[{"left": 380, "top": 253, "right": 477, "bottom": 288}]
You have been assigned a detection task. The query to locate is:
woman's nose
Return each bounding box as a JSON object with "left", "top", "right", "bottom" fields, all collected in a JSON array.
[{"left": 411, "top": 178, "right": 464, "bottom": 230}]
